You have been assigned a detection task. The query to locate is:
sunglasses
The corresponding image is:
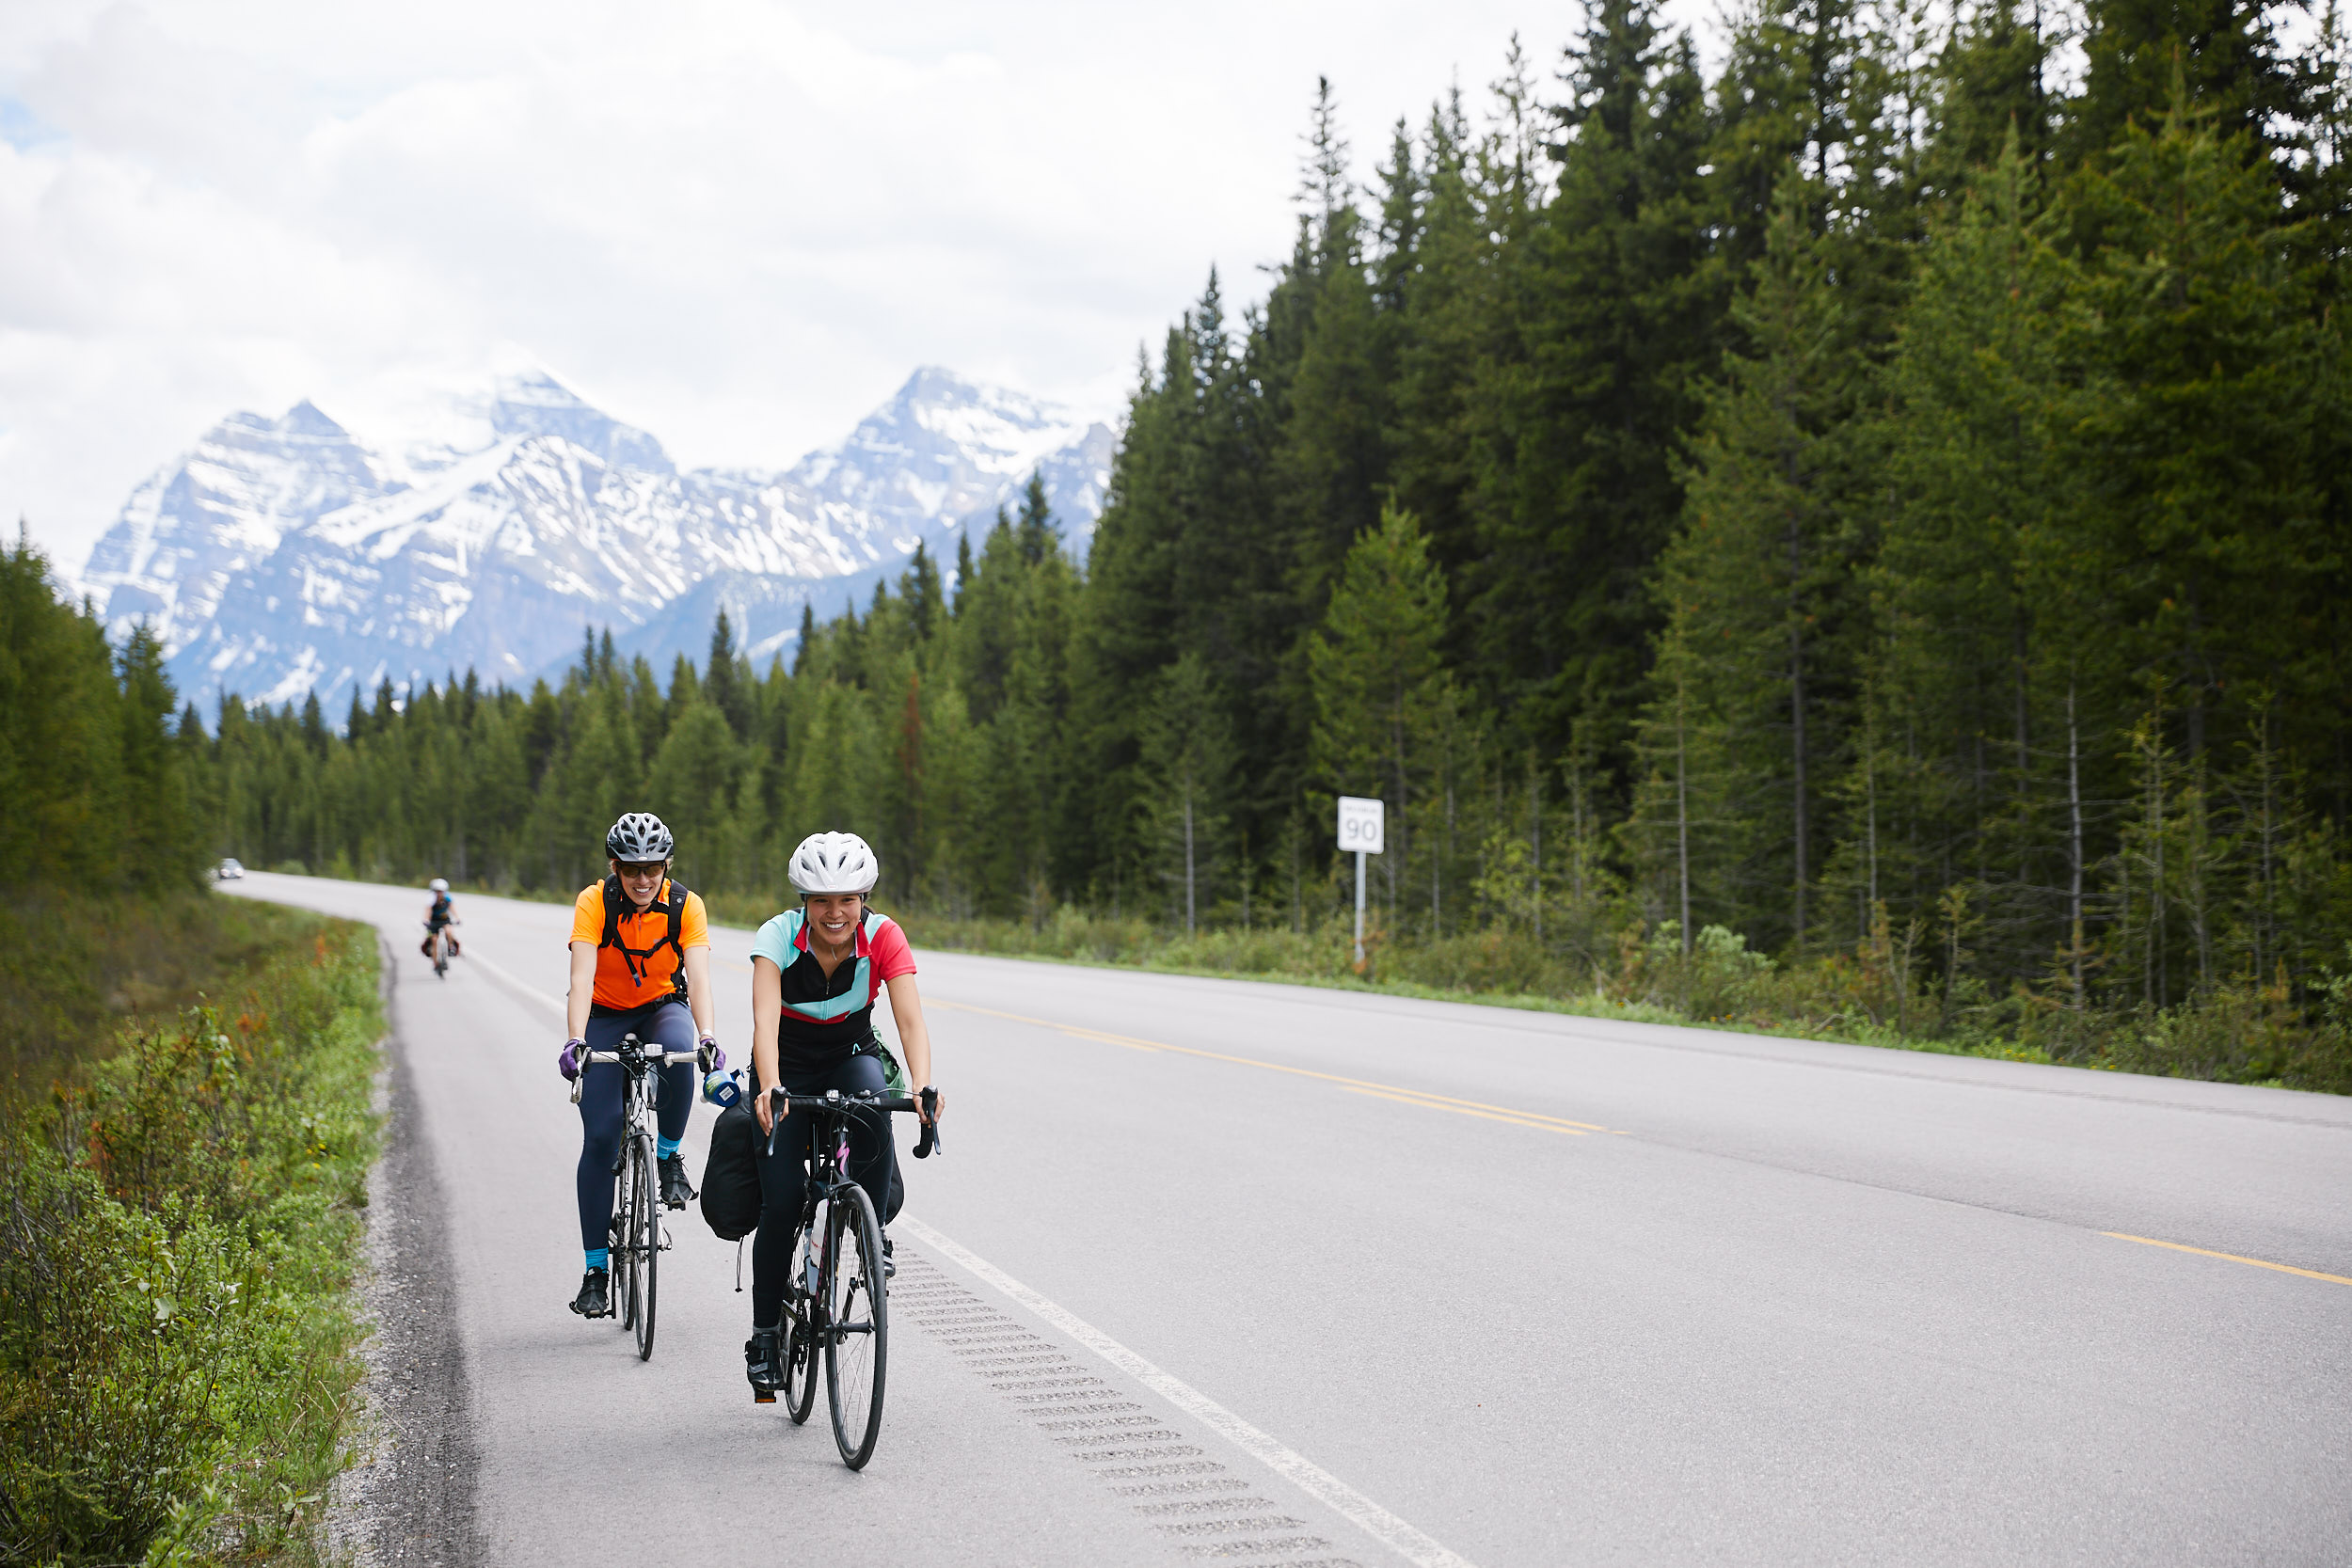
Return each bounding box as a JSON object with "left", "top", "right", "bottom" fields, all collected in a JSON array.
[{"left": 617, "top": 861, "right": 668, "bottom": 879}]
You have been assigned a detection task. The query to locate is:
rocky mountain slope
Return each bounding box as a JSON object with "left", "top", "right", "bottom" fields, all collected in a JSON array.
[{"left": 82, "top": 367, "right": 1114, "bottom": 711}]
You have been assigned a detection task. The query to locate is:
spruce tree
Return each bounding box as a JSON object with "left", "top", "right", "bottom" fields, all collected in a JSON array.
[
  {"left": 1662, "top": 181, "right": 1870, "bottom": 953},
  {"left": 1309, "top": 505, "right": 1456, "bottom": 922},
  {"left": 705, "top": 609, "right": 754, "bottom": 738}
]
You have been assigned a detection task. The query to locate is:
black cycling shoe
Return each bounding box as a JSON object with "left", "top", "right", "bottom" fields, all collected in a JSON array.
[
  {"left": 660, "top": 1154, "right": 694, "bottom": 1210},
  {"left": 569, "top": 1269, "right": 612, "bottom": 1319},
  {"left": 745, "top": 1328, "right": 783, "bottom": 1403},
  {"left": 881, "top": 1234, "right": 896, "bottom": 1279}
]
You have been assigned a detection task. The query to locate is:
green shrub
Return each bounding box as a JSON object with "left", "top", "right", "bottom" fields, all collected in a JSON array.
[
  {"left": 0, "top": 892, "right": 330, "bottom": 1094},
  {"left": 907, "top": 906, "right": 2350, "bottom": 1097},
  {"left": 0, "top": 917, "right": 380, "bottom": 1566}
]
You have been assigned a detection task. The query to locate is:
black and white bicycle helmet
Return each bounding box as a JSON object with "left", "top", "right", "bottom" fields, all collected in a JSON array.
[
  {"left": 787, "top": 832, "right": 878, "bottom": 895},
  {"left": 607, "top": 812, "right": 675, "bottom": 863},
  {"left": 429, "top": 878, "right": 449, "bottom": 893}
]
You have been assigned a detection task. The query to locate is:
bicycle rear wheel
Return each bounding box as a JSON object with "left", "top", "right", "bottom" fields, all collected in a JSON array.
[
  {"left": 784, "top": 1216, "right": 821, "bottom": 1423},
  {"left": 822, "top": 1183, "right": 888, "bottom": 1468},
  {"left": 632, "top": 1134, "right": 659, "bottom": 1359}
]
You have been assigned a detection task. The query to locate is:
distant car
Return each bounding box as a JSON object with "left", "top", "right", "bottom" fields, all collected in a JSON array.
[{"left": 215, "top": 858, "right": 245, "bottom": 879}]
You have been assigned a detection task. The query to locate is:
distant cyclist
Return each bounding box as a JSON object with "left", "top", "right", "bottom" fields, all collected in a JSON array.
[
  {"left": 743, "top": 831, "right": 941, "bottom": 1396},
  {"left": 557, "top": 813, "right": 723, "bottom": 1320},
  {"left": 421, "top": 878, "right": 459, "bottom": 961}
]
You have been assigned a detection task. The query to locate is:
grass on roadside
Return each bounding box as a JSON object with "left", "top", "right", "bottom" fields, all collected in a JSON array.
[
  {"left": 0, "top": 898, "right": 383, "bottom": 1567},
  {"left": 376, "top": 876, "right": 2352, "bottom": 1095},
  {"left": 0, "top": 892, "right": 340, "bottom": 1095},
  {"left": 896, "top": 907, "right": 2352, "bottom": 1096}
]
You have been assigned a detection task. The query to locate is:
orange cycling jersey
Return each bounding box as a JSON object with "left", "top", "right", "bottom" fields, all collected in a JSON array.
[{"left": 570, "top": 879, "right": 710, "bottom": 1011}]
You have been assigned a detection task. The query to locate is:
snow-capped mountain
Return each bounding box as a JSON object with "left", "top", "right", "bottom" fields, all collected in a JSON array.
[{"left": 81, "top": 367, "right": 1116, "bottom": 711}]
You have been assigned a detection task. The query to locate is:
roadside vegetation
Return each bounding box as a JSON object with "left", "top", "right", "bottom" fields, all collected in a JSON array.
[
  {"left": 0, "top": 540, "right": 383, "bottom": 1565},
  {"left": 891, "top": 908, "right": 2352, "bottom": 1093},
  {"left": 151, "top": 2, "right": 2352, "bottom": 1100}
]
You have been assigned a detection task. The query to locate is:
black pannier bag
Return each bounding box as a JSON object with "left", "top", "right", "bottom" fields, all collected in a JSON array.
[{"left": 700, "top": 1097, "right": 763, "bottom": 1241}]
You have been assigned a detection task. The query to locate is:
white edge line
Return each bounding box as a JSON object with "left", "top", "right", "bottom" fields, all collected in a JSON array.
[
  {"left": 466, "top": 951, "right": 566, "bottom": 1018},
  {"left": 898, "top": 1214, "right": 1480, "bottom": 1568}
]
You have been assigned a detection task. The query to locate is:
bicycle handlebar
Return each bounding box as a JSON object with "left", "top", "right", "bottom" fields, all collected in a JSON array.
[
  {"left": 565, "top": 1034, "right": 699, "bottom": 1103},
  {"left": 761, "top": 1085, "right": 944, "bottom": 1161}
]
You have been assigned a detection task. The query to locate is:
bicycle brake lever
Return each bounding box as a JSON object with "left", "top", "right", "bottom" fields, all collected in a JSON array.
[{"left": 914, "top": 1086, "right": 941, "bottom": 1159}]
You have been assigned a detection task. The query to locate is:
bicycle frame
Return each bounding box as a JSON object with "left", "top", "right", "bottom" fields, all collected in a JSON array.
[
  {"left": 573, "top": 1034, "right": 696, "bottom": 1357},
  {"left": 764, "top": 1086, "right": 934, "bottom": 1260},
  {"left": 763, "top": 1085, "right": 936, "bottom": 1466}
]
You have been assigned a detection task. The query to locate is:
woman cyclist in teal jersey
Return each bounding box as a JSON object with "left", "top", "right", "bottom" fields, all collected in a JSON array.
[{"left": 742, "top": 831, "right": 943, "bottom": 1396}]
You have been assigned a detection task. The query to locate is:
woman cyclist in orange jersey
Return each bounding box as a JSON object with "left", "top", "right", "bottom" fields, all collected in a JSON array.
[{"left": 556, "top": 812, "right": 723, "bottom": 1320}]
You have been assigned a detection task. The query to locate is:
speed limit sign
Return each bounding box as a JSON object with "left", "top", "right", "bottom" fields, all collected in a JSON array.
[{"left": 1336, "top": 796, "right": 1385, "bottom": 855}]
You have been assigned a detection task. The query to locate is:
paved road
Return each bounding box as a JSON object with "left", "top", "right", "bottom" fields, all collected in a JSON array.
[{"left": 227, "top": 871, "right": 2352, "bottom": 1566}]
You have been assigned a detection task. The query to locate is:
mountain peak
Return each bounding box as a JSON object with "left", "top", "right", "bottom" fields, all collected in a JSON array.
[
  {"left": 898, "top": 365, "right": 983, "bottom": 401},
  {"left": 84, "top": 360, "right": 1113, "bottom": 714},
  {"left": 276, "top": 399, "right": 353, "bottom": 440},
  {"left": 338, "top": 354, "right": 671, "bottom": 479}
]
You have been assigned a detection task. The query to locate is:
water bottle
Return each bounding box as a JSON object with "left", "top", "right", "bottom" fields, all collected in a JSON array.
[{"left": 704, "top": 1068, "right": 741, "bottom": 1109}]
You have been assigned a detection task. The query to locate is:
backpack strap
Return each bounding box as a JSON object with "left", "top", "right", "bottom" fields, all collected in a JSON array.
[
  {"left": 661, "top": 879, "right": 690, "bottom": 992},
  {"left": 599, "top": 874, "right": 627, "bottom": 954},
  {"left": 598, "top": 876, "right": 691, "bottom": 997}
]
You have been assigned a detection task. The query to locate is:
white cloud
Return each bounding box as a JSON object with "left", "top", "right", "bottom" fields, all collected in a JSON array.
[{"left": 1, "top": 0, "right": 1721, "bottom": 573}]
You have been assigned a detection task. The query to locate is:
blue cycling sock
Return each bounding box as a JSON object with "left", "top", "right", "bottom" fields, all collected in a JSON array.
[
  {"left": 658, "top": 1135, "right": 682, "bottom": 1160},
  {"left": 585, "top": 1247, "right": 610, "bottom": 1272}
]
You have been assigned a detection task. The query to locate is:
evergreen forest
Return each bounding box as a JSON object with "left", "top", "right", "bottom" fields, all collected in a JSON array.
[{"left": 119, "top": 0, "right": 2352, "bottom": 1085}]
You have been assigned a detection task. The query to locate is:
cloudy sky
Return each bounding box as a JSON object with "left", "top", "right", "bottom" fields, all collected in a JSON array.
[{"left": 3, "top": 0, "right": 1719, "bottom": 575}]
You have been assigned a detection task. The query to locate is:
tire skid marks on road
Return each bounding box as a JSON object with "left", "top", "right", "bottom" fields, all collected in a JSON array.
[{"left": 891, "top": 1250, "right": 1363, "bottom": 1568}]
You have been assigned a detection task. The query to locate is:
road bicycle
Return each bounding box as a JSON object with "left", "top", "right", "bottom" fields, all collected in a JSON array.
[
  {"left": 421, "top": 921, "right": 457, "bottom": 977},
  {"left": 762, "top": 1085, "right": 939, "bottom": 1469},
  {"left": 571, "top": 1033, "right": 698, "bottom": 1359}
]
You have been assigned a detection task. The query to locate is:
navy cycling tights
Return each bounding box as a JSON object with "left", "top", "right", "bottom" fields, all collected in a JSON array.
[
  {"left": 750, "top": 1052, "right": 901, "bottom": 1327},
  {"left": 576, "top": 1001, "right": 696, "bottom": 1251}
]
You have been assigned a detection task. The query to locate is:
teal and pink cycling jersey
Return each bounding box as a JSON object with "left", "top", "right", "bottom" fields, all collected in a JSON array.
[{"left": 750, "top": 909, "right": 916, "bottom": 1075}]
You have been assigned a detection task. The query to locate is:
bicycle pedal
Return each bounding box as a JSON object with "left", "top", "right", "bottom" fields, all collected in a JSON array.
[{"left": 752, "top": 1386, "right": 776, "bottom": 1404}]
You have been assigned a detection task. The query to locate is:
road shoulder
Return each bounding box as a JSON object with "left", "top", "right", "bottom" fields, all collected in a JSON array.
[{"left": 327, "top": 937, "right": 483, "bottom": 1567}]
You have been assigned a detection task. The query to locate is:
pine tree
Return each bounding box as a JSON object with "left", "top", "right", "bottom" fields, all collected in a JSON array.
[
  {"left": 2071, "top": 0, "right": 2310, "bottom": 166},
  {"left": 705, "top": 609, "right": 754, "bottom": 738},
  {"left": 1872, "top": 133, "right": 2089, "bottom": 973},
  {"left": 792, "top": 604, "right": 817, "bottom": 675},
  {"left": 1454, "top": 0, "right": 1716, "bottom": 774},
  {"left": 1310, "top": 505, "right": 1456, "bottom": 923},
  {"left": 1662, "top": 181, "right": 1870, "bottom": 953},
  {"left": 1140, "top": 653, "right": 1235, "bottom": 934}
]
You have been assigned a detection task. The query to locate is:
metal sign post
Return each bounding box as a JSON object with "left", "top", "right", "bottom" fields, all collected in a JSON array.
[{"left": 1336, "top": 797, "right": 1385, "bottom": 966}]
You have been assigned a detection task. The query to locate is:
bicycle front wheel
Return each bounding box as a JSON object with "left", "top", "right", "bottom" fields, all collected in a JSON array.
[
  {"left": 632, "top": 1134, "right": 659, "bottom": 1360},
  {"left": 612, "top": 1148, "right": 637, "bottom": 1328},
  {"left": 822, "top": 1183, "right": 888, "bottom": 1468}
]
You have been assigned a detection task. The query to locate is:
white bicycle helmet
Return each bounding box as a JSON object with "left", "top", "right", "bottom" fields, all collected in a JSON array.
[
  {"left": 607, "top": 812, "right": 675, "bottom": 862},
  {"left": 429, "top": 878, "right": 449, "bottom": 893},
  {"left": 788, "top": 832, "right": 879, "bottom": 895}
]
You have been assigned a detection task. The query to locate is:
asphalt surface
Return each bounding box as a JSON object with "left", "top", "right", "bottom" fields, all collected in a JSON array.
[{"left": 226, "top": 871, "right": 2352, "bottom": 1567}]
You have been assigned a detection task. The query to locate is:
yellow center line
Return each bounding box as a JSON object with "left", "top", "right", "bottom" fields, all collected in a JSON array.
[
  {"left": 1344, "top": 1085, "right": 1590, "bottom": 1134},
  {"left": 2104, "top": 1232, "right": 2352, "bottom": 1287},
  {"left": 1057, "top": 1025, "right": 1163, "bottom": 1053},
  {"left": 931, "top": 998, "right": 1624, "bottom": 1133}
]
